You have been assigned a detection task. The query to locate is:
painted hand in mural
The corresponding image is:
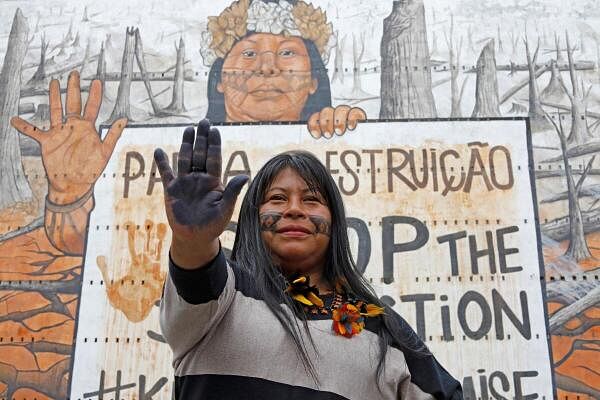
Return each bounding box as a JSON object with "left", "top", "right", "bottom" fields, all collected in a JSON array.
[
  {"left": 154, "top": 120, "right": 249, "bottom": 265},
  {"left": 10, "top": 71, "right": 127, "bottom": 205},
  {"left": 307, "top": 106, "right": 367, "bottom": 139},
  {"left": 96, "top": 220, "right": 167, "bottom": 322}
]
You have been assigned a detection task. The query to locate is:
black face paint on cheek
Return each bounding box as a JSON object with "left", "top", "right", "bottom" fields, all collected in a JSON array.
[
  {"left": 260, "top": 212, "right": 283, "bottom": 232},
  {"left": 308, "top": 215, "right": 331, "bottom": 236}
]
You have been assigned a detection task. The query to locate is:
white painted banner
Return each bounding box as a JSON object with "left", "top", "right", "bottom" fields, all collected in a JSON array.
[{"left": 70, "top": 119, "right": 553, "bottom": 399}]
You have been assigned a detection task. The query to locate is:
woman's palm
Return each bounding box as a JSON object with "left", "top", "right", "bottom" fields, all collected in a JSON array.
[{"left": 154, "top": 120, "right": 248, "bottom": 242}]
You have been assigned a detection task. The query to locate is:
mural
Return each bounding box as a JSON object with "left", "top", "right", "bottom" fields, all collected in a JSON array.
[{"left": 0, "top": 0, "right": 598, "bottom": 397}]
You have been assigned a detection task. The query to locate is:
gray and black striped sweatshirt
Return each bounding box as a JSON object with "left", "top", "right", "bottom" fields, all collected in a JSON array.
[{"left": 160, "top": 249, "right": 463, "bottom": 399}]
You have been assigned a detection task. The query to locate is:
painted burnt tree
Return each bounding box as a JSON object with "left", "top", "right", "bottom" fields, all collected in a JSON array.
[
  {"left": 523, "top": 34, "right": 549, "bottom": 131},
  {"left": 544, "top": 109, "right": 593, "bottom": 261},
  {"left": 430, "top": 31, "right": 439, "bottom": 58},
  {"left": 380, "top": 0, "right": 436, "bottom": 119},
  {"left": 133, "top": 28, "right": 163, "bottom": 116},
  {"left": 27, "top": 35, "right": 49, "bottom": 86},
  {"left": 349, "top": 32, "right": 372, "bottom": 99},
  {"left": 108, "top": 27, "right": 136, "bottom": 123},
  {"left": 444, "top": 15, "right": 467, "bottom": 118},
  {"left": 95, "top": 41, "right": 106, "bottom": 83},
  {"left": 554, "top": 33, "right": 566, "bottom": 65},
  {"left": 509, "top": 29, "right": 520, "bottom": 60},
  {"left": 561, "top": 32, "right": 593, "bottom": 146},
  {"left": 497, "top": 25, "right": 504, "bottom": 54},
  {"left": 109, "top": 28, "right": 189, "bottom": 119},
  {"left": 331, "top": 31, "right": 346, "bottom": 84},
  {"left": 472, "top": 40, "right": 501, "bottom": 118},
  {"left": 0, "top": 9, "right": 33, "bottom": 211},
  {"left": 541, "top": 60, "right": 567, "bottom": 104},
  {"left": 164, "top": 37, "right": 187, "bottom": 114}
]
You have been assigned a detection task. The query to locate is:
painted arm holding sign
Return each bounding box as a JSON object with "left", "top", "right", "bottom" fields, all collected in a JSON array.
[
  {"left": 10, "top": 71, "right": 127, "bottom": 255},
  {"left": 156, "top": 119, "right": 462, "bottom": 399},
  {"left": 2, "top": 70, "right": 126, "bottom": 399}
]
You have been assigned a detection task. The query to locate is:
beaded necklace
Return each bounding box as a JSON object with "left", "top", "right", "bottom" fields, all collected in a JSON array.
[
  {"left": 285, "top": 274, "right": 385, "bottom": 338},
  {"left": 302, "top": 291, "right": 344, "bottom": 316}
]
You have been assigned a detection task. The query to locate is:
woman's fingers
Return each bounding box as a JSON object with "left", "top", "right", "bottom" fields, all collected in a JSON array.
[
  {"left": 49, "top": 79, "right": 63, "bottom": 127},
  {"left": 319, "top": 107, "right": 335, "bottom": 139},
  {"left": 65, "top": 70, "right": 82, "bottom": 118},
  {"left": 10, "top": 117, "right": 45, "bottom": 143},
  {"left": 347, "top": 107, "right": 367, "bottom": 131},
  {"left": 222, "top": 175, "right": 250, "bottom": 210},
  {"left": 83, "top": 79, "right": 103, "bottom": 123},
  {"left": 206, "top": 127, "right": 222, "bottom": 179},
  {"left": 333, "top": 105, "right": 351, "bottom": 136},
  {"left": 178, "top": 126, "right": 195, "bottom": 177},
  {"left": 192, "top": 119, "right": 210, "bottom": 172},
  {"left": 154, "top": 148, "right": 175, "bottom": 188}
]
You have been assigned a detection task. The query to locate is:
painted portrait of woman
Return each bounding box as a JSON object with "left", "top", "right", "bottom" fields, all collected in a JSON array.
[{"left": 200, "top": 0, "right": 366, "bottom": 138}]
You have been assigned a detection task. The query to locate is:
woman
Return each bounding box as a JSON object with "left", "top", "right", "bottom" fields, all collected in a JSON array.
[
  {"left": 156, "top": 120, "right": 463, "bottom": 399},
  {"left": 200, "top": 0, "right": 367, "bottom": 138}
]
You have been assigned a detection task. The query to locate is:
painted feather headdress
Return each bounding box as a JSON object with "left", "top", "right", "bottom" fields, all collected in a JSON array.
[{"left": 199, "top": 0, "right": 336, "bottom": 66}]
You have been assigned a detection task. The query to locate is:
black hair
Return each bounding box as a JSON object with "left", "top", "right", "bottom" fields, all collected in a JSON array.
[
  {"left": 205, "top": 35, "right": 331, "bottom": 122},
  {"left": 231, "top": 151, "right": 430, "bottom": 388}
]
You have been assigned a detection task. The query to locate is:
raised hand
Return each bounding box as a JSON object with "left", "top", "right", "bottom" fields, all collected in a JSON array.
[
  {"left": 10, "top": 70, "right": 127, "bottom": 205},
  {"left": 307, "top": 105, "right": 367, "bottom": 139},
  {"left": 154, "top": 120, "right": 248, "bottom": 267}
]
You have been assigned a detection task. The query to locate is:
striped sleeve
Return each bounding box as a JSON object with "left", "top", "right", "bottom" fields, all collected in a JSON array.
[
  {"left": 159, "top": 248, "right": 236, "bottom": 367},
  {"left": 399, "top": 352, "right": 463, "bottom": 399},
  {"left": 391, "top": 311, "right": 463, "bottom": 399}
]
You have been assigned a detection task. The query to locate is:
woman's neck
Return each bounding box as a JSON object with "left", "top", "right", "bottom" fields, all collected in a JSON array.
[{"left": 301, "top": 270, "right": 332, "bottom": 294}]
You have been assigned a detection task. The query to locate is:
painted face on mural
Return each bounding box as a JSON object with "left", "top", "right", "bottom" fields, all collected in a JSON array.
[{"left": 217, "top": 33, "right": 318, "bottom": 122}]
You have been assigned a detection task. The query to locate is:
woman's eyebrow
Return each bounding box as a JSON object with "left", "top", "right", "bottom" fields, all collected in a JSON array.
[
  {"left": 266, "top": 187, "right": 316, "bottom": 193},
  {"left": 242, "top": 38, "right": 257, "bottom": 44}
]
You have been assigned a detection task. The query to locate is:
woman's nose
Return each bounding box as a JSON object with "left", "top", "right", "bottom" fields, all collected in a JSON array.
[
  {"left": 257, "top": 52, "right": 281, "bottom": 76},
  {"left": 282, "top": 197, "right": 305, "bottom": 218}
]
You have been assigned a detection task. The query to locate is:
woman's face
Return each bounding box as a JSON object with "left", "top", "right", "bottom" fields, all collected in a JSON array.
[
  {"left": 218, "top": 33, "right": 318, "bottom": 122},
  {"left": 259, "top": 167, "right": 331, "bottom": 277}
]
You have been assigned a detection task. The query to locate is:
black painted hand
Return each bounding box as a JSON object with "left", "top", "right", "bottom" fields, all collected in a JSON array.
[{"left": 154, "top": 120, "right": 249, "bottom": 244}]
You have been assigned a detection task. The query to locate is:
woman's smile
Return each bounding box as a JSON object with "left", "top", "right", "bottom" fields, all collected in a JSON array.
[{"left": 276, "top": 224, "right": 313, "bottom": 237}]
